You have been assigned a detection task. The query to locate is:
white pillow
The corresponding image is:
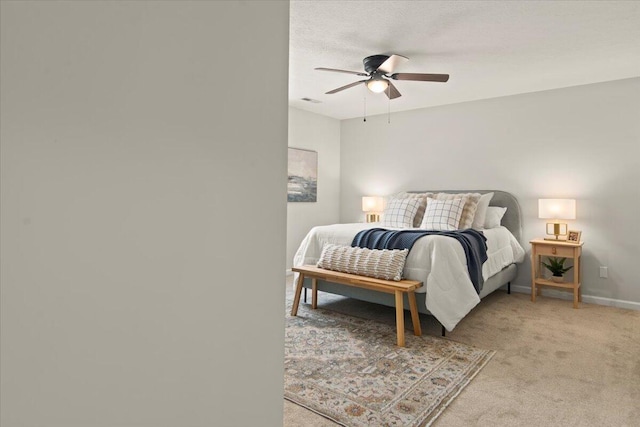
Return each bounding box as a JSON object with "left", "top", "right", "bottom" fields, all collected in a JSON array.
[
  {"left": 471, "top": 192, "right": 495, "bottom": 230},
  {"left": 484, "top": 206, "right": 507, "bottom": 229},
  {"left": 381, "top": 197, "right": 421, "bottom": 228},
  {"left": 420, "top": 197, "right": 467, "bottom": 231},
  {"left": 317, "top": 244, "right": 409, "bottom": 281}
]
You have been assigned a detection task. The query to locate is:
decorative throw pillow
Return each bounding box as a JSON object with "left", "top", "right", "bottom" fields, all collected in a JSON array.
[
  {"left": 388, "top": 192, "right": 433, "bottom": 227},
  {"left": 420, "top": 197, "right": 467, "bottom": 231},
  {"left": 471, "top": 192, "right": 495, "bottom": 230},
  {"left": 381, "top": 197, "right": 422, "bottom": 228},
  {"left": 435, "top": 192, "right": 482, "bottom": 229},
  {"left": 484, "top": 206, "right": 507, "bottom": 229},
  {"left": 317, "top": 244, "right": 409, "bottom": 281}
]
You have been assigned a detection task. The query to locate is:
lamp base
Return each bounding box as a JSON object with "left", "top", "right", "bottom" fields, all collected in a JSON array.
[
  {"left": 365, "top": 213, "right": 380, "bottom": 223},
  {"left": 545, "top": 222, "right": 568, "bottom": 240}
]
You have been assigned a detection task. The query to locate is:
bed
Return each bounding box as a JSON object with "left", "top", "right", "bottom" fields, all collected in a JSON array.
[{"left": 292, "top": 190, "right": 525, "bottom": 332}]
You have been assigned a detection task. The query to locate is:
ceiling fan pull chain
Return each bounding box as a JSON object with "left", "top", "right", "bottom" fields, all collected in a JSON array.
[
  {"left": 388, "top": 91, "right": 391, "bottom": 124},
  {"left": 363, "top": 95, "right": 367, "bottom": 122}
]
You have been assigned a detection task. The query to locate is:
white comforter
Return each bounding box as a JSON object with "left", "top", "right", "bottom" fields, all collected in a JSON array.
[{"left": 293, "top": 223, "right": 525, "bottom": 331}]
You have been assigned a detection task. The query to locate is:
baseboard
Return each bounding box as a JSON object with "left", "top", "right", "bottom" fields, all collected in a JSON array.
[{"left": 510, "top": 284, "right": 640, "bottom": 311}]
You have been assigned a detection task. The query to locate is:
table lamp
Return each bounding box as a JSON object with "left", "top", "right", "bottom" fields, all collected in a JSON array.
[
  {"left": 362, "top": 196, "right": 384, "bottom": 223},
  {"left": 538, "top": 199, "right": 576, "bottom": 240}
]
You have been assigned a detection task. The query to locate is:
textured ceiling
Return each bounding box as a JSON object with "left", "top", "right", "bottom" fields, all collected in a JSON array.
[{"left": 289, "top": 1, "right": 640, "bottom": 120}]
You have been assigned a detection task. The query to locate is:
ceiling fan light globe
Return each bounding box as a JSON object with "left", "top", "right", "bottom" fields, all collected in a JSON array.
[{"left": 366, "top": 79, "right": 389, "bottom": 93}]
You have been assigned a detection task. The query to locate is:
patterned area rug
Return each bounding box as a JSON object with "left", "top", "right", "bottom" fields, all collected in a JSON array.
[{"left": 284, "top": 300, "right": 495, "bottom": 427}]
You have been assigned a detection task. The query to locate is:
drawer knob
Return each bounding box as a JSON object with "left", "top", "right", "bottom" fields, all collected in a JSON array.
[{"left": 552, "top": 247, "right": 557, "bottom": 254}]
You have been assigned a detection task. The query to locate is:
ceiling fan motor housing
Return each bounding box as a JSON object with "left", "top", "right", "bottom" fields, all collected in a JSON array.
[{"left": 363, "top": 55, "right": 390, "bottom": 73}]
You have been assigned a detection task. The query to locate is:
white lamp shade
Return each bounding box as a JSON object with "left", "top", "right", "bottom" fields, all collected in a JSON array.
[
  {"left": 538, "top": 199, "right": 576, "bottom": 220},
  {"left": 362, "top": 196, "right": 384, "bottom": 212}
]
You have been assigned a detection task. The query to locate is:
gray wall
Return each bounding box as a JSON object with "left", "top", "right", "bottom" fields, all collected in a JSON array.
[
  {"left": 287, "top": 107, "right": 341, "bottom": 269},
  {"left": 1, "top": 2, "right": 288, "bottom": 426},
  {"left": 340, "top": 78, "right": 640, "bottom": 307}
]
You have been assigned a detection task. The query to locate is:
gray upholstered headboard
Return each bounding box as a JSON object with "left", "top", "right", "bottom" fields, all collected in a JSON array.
[{"left": 408, "top": 190, "right": 523, "bottom": 244}]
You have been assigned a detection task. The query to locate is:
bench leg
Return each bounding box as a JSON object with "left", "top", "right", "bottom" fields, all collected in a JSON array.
[
  {"left": 311, "top": 278, "right": 318, "bottom": 309},
  {"left": 407, "top": 291, "right": 422, "bottom": 336},
  {"left": 395, "top": 290, "right": 405, "bottom": 347},
  {"left": 291, "top": 273, "right": 305, "bottom": 316}
]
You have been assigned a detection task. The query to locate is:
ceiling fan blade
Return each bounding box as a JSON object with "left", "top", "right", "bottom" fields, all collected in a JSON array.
[
  {"left": 325, "top": 80, "right": 367, "bottom": 94},
  {"left": 390, "top": 73, "right": 449, "bottom": 82},
  {"left": 376, "top": 54, "right": 409, "bottom": 74},
  {"left": 315, "top": 67, "right": 368, "bottom": 76},
  {"left": 384, "top": 81, "right": 401, "bottom": 99}
]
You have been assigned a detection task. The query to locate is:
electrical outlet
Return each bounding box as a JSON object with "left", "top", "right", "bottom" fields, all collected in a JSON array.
[{"left": 599, "top": 266, "right": 608, "bottom": 278}]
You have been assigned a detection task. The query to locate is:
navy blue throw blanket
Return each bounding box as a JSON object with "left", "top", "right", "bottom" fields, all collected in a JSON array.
[{"left": 351, "top": 228, "right": 488, "bottom": 294}]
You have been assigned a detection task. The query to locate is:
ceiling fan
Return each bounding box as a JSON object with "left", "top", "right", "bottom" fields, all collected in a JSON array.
[{"left": 315, "top": 54, "right": 449, "bottom": 99}]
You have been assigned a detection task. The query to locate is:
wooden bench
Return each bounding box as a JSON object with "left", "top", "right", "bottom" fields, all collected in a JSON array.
[{"left": 291, "top": 265, "right": 422, "bottom": 347}]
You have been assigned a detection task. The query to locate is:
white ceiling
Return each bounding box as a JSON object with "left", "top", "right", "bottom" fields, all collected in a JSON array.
[{"left": 289, "top": 1, "right": 640, "bottom": 120}]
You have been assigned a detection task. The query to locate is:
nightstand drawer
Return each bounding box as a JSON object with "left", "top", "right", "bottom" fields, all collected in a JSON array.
[{"left": 535, "top": 244, "right": 576, "bottom": 258}]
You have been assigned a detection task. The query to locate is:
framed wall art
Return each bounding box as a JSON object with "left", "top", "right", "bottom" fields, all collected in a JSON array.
[{"left": 288, "top": 147, "right": 317, "bottom": 202}]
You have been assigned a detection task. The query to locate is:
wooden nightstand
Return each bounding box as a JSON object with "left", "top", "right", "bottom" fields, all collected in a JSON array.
[{"left": 530, "top": 239, "right": 584, "bottom": 308}]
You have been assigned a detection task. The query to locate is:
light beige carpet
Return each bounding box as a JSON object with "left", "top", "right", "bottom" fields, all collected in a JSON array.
[
  {"left": 284, "top": 278, "right": 640, "bottom": 427},
  {"left": 285, "top": 299, "right": 494, "bottom": 426}
]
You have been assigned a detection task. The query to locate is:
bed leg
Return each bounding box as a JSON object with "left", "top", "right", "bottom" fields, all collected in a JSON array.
[
  {"left": 303, "top": 287, "right": 307, "bottom": 303},
  {"left": 508, "top": 281, "right": 511, "bottom": 295},
  {"left": 441, "top": 325, "right": 446, "bottom": 337}
]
